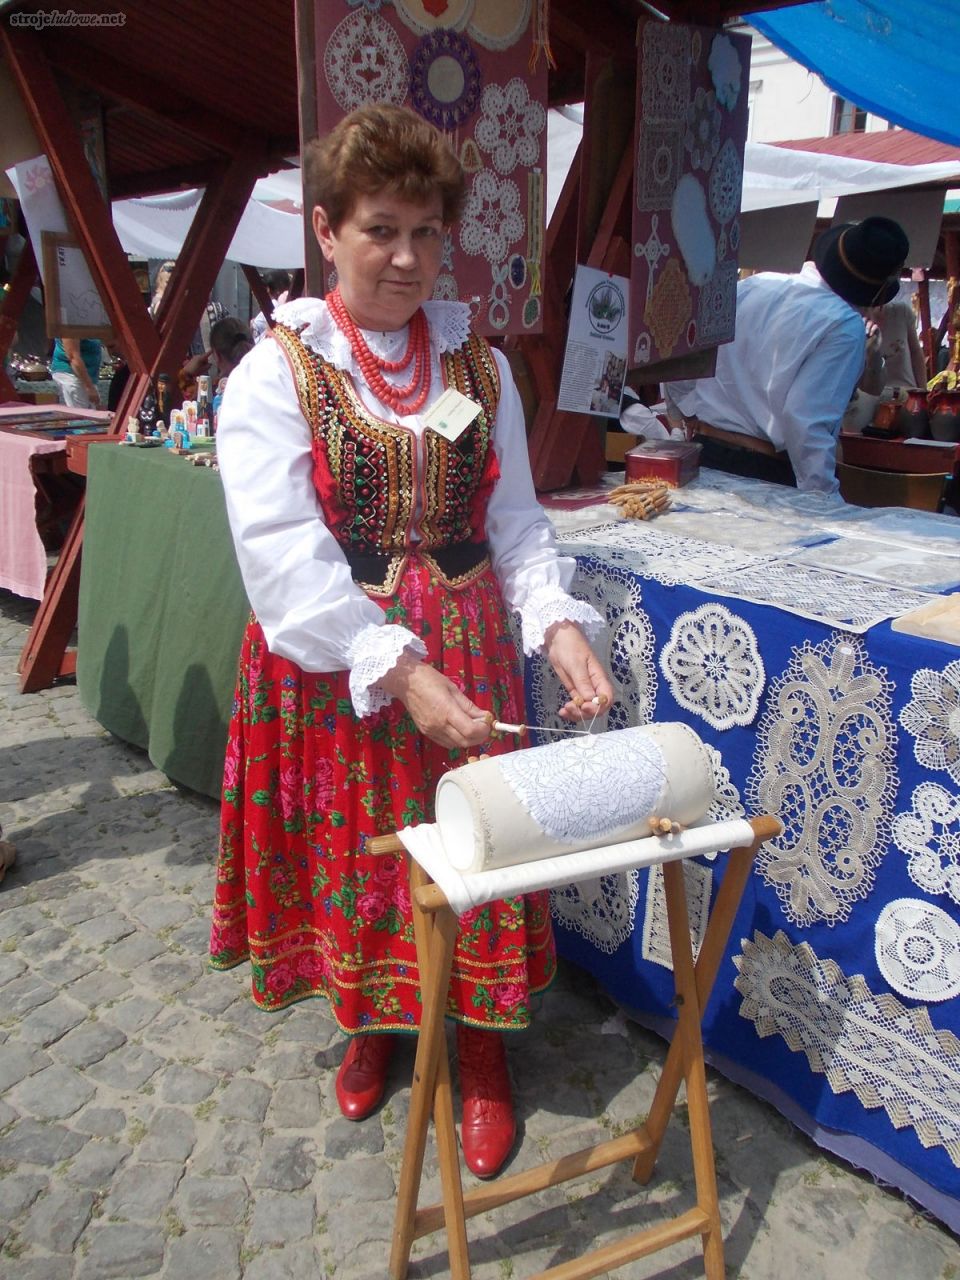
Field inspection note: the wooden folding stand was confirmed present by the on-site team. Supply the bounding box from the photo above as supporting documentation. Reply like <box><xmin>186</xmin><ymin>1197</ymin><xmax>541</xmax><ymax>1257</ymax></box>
<box><xmin>370</xmin><ymin>814</ymin><xmax>781</xmax><ymax>1280</ymax></box>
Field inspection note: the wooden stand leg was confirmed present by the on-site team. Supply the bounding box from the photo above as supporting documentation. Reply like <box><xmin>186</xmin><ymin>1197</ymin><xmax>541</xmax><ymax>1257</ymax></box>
<box><xmin>382</xmin><ymin>817</ymin><xmax>780</xmax><ymax>1280</ymax></box>
<box><xmin>661</xmin><ymin>859</ymin><xmax>724</xmax><ymax>1279</ymax></box>
<box><xmin>390</xmin><ymin>867</ymin><xmax>465</xmax><ymax>1280</ymax></box>
<box><xmin>632</xmin><ymin>836</ymin><xmax>759</xmax><ymax>1186</ymax></box>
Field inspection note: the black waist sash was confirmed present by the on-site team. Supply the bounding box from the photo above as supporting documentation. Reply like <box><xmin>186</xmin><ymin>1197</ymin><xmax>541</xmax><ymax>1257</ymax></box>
<box><xmin>341</xmin><ymin>541</ymin><xmax>490</xmax><ymax>590</ymax></box>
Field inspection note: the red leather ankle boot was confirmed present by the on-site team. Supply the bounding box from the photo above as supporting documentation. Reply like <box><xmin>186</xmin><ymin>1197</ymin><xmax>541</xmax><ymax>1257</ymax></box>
<box><xmin>335</xmin><ymin>1034</ymin><xmax>395</xmax><ymax>1121</ymax></box>
<box><xmin>456</xmin><ymin>1024</ymin><xmax>516</xmax><ymax>1178</ymax></box>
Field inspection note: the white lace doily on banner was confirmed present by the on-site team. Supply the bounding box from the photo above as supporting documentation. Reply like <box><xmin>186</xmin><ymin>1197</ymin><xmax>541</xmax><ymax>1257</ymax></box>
<box><xmin>746</xmin><ymin>633</ymin><xmax>897</xmax><ymax>928</ymax></box>
<box><xmin>324</xmin><ymin>11</ymin><xmax>409</xmax><ymax>111</ymax></box>
<box><xmin>893</xmin><ymin>782</ymin><xmax>960</xmax><ymax>907</ymax></box>
<box><xmin>696</xmin><ymin>560</ymin><xmax>940</xmax><ymax>633</ymax></box>
<box><xmin>659</xmin><ymin>603</ymin><xmax>765</xmax><ymax>730</ymax></box>
<box><xmin>875</xmin><ymin>899</ymin><xmax>960</xmax><ymax>1003</ymax></box>
<box><xmin>475</xmin><ymin>78</ymin><xmax>545</xmax><ymax>174</ymax></box>
<box><xmin>735</xmin><ymin>929</ymin><xmax>960</xmax><ymax>1167</ymax></box>
<box><xmin>556</xmin><ymin>523</ymin><xmax>770</xmax><ymax>587</ymax></box>
<box><xmin>641</xmin><ymin>860</ymin><xmax>712</xmax><ymax>970</ymax></box>
<box><xmin>527</xmin><ymin>559</ymin><xmax>657</xmax><ymax>734</ymax></box>
<box><xmin>899</xmin><ymin>659</ymin><xmax>960</xmax><ymax>785</ymax></box>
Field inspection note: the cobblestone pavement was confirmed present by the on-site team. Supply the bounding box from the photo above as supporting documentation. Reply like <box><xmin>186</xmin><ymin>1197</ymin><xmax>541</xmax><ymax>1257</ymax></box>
<box><xmin>1</xmin><ymin>589</ymin><xmax>958</xmax><ymax>1280</ymax></box>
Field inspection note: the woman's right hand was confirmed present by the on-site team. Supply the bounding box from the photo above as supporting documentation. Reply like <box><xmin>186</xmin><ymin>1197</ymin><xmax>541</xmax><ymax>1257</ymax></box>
<box><xmin>377</xmin><ymin>654</ymin><xmax>491</xmax><ymax>750</ymax></box>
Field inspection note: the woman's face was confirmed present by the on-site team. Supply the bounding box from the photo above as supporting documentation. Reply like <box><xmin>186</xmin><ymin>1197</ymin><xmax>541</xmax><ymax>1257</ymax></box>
<box><xmin>313</xmin><ymin>190</ymin><xmax>445</xmax><ymax>331</ymax></box>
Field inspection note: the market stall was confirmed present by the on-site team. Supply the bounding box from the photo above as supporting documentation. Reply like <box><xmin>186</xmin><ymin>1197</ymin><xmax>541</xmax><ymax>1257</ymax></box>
<box><xmin>74</xmin><ymin>441</ymin><xmax>960</xmax><ymax>1231</ymax></box>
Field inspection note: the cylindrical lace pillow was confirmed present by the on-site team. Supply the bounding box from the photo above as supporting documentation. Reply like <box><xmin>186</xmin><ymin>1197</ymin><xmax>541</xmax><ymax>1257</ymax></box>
<box><xmin>434</xmin><ymin>723</ymin><xmax>715</xmax><ymax>873</ymax></box>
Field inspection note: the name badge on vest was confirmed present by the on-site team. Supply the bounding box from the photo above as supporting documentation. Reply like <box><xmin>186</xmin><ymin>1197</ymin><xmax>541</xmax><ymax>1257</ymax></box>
<box><xmin>423</xmin><ymin>386</ymin><xmax>482</xmax><ymax>442</ymax></box>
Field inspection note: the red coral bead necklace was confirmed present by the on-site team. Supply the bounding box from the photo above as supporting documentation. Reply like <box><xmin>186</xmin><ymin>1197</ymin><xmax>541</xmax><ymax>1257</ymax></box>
<box><xmin>327</xmin><ymin>287</ymin><xmax>432</xmax><ymax>414</ymax></box>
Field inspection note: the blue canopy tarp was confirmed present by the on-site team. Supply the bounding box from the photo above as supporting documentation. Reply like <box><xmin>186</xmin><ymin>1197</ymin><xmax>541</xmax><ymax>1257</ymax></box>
<box><xmin>747</xmin><ymin>1</ymin><xmax>960</xmax><ymax>148</ymax></box>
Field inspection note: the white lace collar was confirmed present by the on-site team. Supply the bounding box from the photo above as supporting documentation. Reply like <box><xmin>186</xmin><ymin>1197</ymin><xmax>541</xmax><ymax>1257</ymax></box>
<box><xmin>271</xmin><ymin>297</ymin><xmax>472</xmax><ymax>373</ymax></box>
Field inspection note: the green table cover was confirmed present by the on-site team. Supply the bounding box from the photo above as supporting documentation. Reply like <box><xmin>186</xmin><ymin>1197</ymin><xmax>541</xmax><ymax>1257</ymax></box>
<box><xmin>77</xmin><ymin>446</ymin><xmax>249</xmax><ymax>799</ymax></box>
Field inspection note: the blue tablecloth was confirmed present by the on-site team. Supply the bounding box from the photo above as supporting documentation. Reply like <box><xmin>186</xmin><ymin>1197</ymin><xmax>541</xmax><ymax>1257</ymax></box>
<box><xmin>530</xmin><ymin>471</ymin><xmax>960</xmax><ymax>1231</ymax></box>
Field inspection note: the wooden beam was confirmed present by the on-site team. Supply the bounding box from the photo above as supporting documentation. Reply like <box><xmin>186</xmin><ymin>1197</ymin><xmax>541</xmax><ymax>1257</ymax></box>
<box><xmin>43</xmin><ymin>33</ymin><xmax>256</xmax><ymax>157</ymax></box>
<box><xmin>242</xmin><ymin>265</ymin><xmax>275</xmax><ymax>326</ymax></box>
<box><xmin>109</xmin><ymin>163</ymin><xmax>224</xmax><ymax>201</ymax></box>
<box><xmin>295</xmin><ymin>0</ymin><xmax>325</xmax><ymax>296</ymax></box>
<box><xmin>1</xmin><ymin>25</ymin><xmax>160</xmax><ymax>373</ymax></box>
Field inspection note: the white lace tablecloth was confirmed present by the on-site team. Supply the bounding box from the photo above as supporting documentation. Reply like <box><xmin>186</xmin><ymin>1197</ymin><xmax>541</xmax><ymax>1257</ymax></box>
<box><xmin>549</xmin><ymin>468</ymin><xmax>960</xmax><ymax>631</ymax></box>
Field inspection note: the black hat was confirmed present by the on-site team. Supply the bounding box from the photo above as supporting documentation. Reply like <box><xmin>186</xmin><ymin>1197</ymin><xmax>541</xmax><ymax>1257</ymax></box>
<box><xmin>813</xmin><ymin>216</ymin><xmax>909</xmax><ymax>307</ymax></box>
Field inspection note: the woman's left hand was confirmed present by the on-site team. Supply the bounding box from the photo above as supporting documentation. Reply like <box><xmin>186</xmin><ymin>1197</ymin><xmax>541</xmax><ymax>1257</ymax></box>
<box><xmin>543</xmin><ymin>621</ymin><xmax>615</xmax><ymax>722</ymax></box>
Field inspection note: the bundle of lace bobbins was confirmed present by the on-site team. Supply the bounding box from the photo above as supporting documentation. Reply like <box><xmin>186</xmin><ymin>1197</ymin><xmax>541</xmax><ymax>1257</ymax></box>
<box><xmin>608</xmin><ymin>481</ymin><xmax>671</xmax><ymax>520</ymax></box>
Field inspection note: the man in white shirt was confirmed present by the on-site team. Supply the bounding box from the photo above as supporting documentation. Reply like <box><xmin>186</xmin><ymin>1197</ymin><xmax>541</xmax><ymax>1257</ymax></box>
<box><xmin>664</xmin><ymin>216</ymin><xmax>909</xmax><ymax>493</ymax></box>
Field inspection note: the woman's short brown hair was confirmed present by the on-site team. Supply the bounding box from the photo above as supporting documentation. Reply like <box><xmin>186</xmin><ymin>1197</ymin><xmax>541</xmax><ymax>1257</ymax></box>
<box><xmin>303</xmin><ymin>104</ymin><xmax>466</xmax><ymax>232</ymax></box>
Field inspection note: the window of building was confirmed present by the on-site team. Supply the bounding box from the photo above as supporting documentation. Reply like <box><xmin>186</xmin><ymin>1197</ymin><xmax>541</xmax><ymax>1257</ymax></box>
<box><xmin>832</xmin><ymin>95</ymin><xmax>867</xmax><ymax>134</ymax></box>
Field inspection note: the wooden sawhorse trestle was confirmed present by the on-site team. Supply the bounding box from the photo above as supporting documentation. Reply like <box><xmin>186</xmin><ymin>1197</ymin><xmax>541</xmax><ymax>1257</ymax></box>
<box><xmin>370</xmin><ymin>815</ymin><xmax>781</xmax><ymax>1280</ymax></box>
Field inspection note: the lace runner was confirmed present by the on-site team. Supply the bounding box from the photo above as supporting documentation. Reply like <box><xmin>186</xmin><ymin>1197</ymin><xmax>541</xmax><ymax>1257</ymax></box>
<box><xmin>735</xmin><ymin>929</ymin><xmax>960</xmax><ymax>1168</ymax></box>
<box><xmin>697</xmin><ymin>560</ymin><xmax>940</xmax><ymax>634</ymax></box>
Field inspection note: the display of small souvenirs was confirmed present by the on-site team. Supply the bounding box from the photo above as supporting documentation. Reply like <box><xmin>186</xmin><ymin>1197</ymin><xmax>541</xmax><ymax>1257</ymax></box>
<box><xmin>9</xmin><ymin>354</ymin><xmax>51</xmax><ymax>381</ymax></box>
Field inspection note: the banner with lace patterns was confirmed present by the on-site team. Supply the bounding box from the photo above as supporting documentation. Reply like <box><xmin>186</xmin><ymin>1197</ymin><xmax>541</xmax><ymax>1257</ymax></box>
<box><xmin>630</xmin><ymin>19</ymin><xmax>750</xmax><ymax>370</ymax></box>
<box><xmin>313</xmin><ymin>1</ymin><xmax>548</xmax><ymax>336</ymax></box>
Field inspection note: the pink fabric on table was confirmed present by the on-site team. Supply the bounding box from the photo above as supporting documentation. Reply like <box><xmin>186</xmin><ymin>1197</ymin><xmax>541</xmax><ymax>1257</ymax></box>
<box><xmin>0</xmin><ymin>405</ymin><xmax>110</xmax><ymax>601</ymax></box>
<box><xmin>0</xmin><ymin>431</ymin><xmax>65</xmax><ymax>599</ymax></box>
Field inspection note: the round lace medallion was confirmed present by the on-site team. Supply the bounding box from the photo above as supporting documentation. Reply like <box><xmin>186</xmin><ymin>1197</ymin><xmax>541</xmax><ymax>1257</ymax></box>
<box><xmin>893</xmin><ymin>781</ymin><xmax>960</xmax><ymax>906</ymax></box>
<box><xmin>899</xmin><ymin>658</ymin><xmax>960</xmax><ymax>785</ymax></box>
<box><xmin>469</xmin><ymin>0</ymin><xmax>531</xmax><ymax>50</ymax></box>
<box><xmin>410</xmin><ymin>30</ymin><xmax>482</xmax><ymax>130</ymax></box>
<box><xmin>747</xmin><ymin>634</ymin><xmax>897</xmax><ymax>927</ymax></box>
<box><xmin>875</xmin><ymin>898</ymin><xmax>960</xmax><ymax>1002</ymax></box>
<box><xmin>475</xmin><ymin>77</ymin><xmax>545</xmax><ymax>174</ymax></box>
<box><xmin>459</xmin><ymin>170</ymin><xmax>523</xmax><ymax>262</ymax></box>
<box><xmin>393</xmin><ymin>0</ymin><xmax>474</xmax><ymax>36</ymax></box>
<box><xmin>660</xmin><ymin>603</ymin><xmax>764</xmax><ymax>730</ymax></box>
<box><xmin>324</xmin><ymin>12</ymin><xmax>409</xmax><ymax>112</ymax></box>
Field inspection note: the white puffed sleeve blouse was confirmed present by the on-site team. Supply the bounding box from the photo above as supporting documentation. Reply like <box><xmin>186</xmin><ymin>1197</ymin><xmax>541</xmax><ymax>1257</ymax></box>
<box><xmin>216</xmin><ymin>298</ymin><xmax>603</xmax><ymax>716</ymax></box>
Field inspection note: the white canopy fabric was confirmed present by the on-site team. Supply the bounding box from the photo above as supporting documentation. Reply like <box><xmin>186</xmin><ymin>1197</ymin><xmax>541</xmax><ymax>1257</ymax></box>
<box><xmin>112</xmin><ymin>186</ymin><xmax>304</xmax><ymax>268</ymax></box>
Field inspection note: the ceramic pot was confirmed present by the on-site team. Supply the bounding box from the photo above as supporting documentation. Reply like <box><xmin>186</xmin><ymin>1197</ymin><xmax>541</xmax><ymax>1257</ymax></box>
<box><xmin>929</xmin><ymin>390</ymin><xmax>960</xmax><ymax>443</ymax></box>
<box><xmin>871</xmin><ymin>399</ymin><xmax>900</xmax><ymax>433</ymax></box>
<box><xmin>895</xmin><ymin>388</ymin><xmax>930</xmax><ymax>438</ymax></box>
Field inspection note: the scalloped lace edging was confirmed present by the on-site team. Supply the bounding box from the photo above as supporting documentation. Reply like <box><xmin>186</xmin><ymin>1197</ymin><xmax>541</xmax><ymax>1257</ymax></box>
<box><xmin>518</xmin><ymin>588</ymin><xmax>606</xmax><ymax>656</ymax></box>
<box><xmin>347</xmin><ymin>623</ymin><xmax>427</xmax><ymax>718</ymax></box>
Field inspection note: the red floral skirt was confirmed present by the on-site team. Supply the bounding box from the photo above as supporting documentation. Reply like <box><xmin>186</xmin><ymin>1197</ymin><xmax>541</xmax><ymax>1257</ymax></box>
<box><xmin>209</xmin><ymin>558</ymin><xmax>556</xmax><ymax>1032</ymax></box>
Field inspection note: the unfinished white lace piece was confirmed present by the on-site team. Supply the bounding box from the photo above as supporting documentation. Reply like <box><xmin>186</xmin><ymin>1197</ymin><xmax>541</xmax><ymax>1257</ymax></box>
<box><xmin>893</xmin><ymin>782</ymin><xmax>960</xmax><ymax>907</ymax></box>
<box><xmin>556</xmin><ymin>522</ymin><xmax>769</xmax><ymax>587</ymax></box>
<box><xmin>347</xmin><ymin>623</ymin><xmax>427</xmax><ymax>718</ymax></box>
<box><xmin>734</xmin><ymin>929</ymin><xmax>960</xmax><ymax>1167</ymax></box>
<box><xmin>875</xmin><ymin>899</ymin><xmax>960</xmax><ymax>1003</ymax></box>
<box><xmin>499</xmin><ymin>731</ymin><xmax>665</xmax><ymax>844</ymax></box>
<box><xmin>746</xmin><ymin>634</ymin><xmax>897</xmax><ymax>928</ymax></box>
<box><xmin>641</xmin><ymin>860</ymin><xmax>712</xmax><ymax>971</ymax></box>
<box><xmin>899</xmin><ymin>660</ymin><xmax>960</xmax><ymax>785</ymax></box>
<box><xmin>550</xmin><ymin>871</ymin><xmax>639</xmax><ymax>956</ymax></box>
<box><xmin>517</xmin><ymin>583</ymin><xmax>605</xmax><ymax>657</ymax></box>
<box><xmin>528</xmin><ymin>558</ymin><xmax>657</xmax><ymax>735</ymax></box>
<box><xmin>660</xmin><ymin>603</ymin><xmax>764</xmax><ymax>730</ymax></box>
<box><xmin>697</xmin><ymin>560</ymin><xmax>939</xmax><ymax>634</ymax></box>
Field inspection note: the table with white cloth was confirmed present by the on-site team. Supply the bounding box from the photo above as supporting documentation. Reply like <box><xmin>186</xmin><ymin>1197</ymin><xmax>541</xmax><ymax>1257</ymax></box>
<box><xmin>528</xmin><ymin>469</ymin><xmax>960</xmax><ymax>1233</ymax></box>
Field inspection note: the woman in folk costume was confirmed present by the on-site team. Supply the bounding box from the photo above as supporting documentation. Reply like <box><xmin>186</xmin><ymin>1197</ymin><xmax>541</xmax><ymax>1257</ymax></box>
<box><xmin>210</xmin><ymin>104</ymin><xmax>613</xmax><ymax>1179</ymax></box>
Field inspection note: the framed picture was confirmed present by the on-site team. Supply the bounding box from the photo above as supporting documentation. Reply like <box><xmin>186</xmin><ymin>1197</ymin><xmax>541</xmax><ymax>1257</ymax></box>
<box><xmin>40</xmin><ymin>230</ymin><xmax>113</xmax><ymax>340</ymax></box>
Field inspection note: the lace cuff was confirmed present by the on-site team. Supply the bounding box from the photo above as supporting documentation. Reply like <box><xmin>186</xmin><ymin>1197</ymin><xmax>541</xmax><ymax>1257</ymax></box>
<box><xmin>346</xmin><ymin>623</ymin><xmax>428</xmax><ymax>718</ymax></box>
<box><xmin>518</xmin><ymin>584</ymin><xmax>606</xmax><ymax>656</ymax></box>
